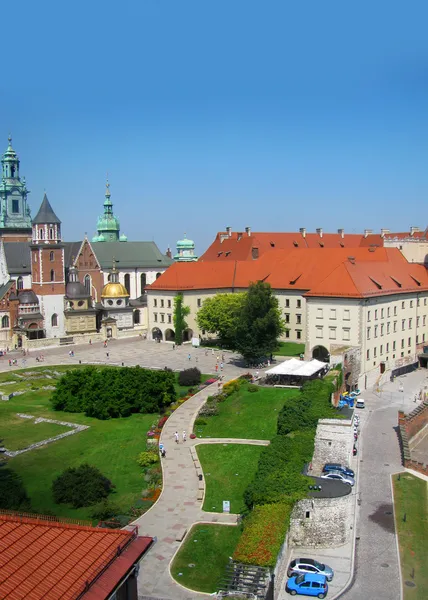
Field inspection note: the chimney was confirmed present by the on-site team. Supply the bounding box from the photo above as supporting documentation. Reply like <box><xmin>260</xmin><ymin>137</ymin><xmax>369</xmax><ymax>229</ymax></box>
<box><xmin>380</xmin><ymin>228</ymin><xmax>390</xmax><ymax>238</ymax></box>
<box><xmin>337</xmin><ymin>228</ymin><xmax>344</xmax><ymax>238</ymax></box>
<box><xmin>165</xmin><ymin>247</ymin><xmax>172</xmax><ymax>259</ymax></box>
<box><xmin>410</xmin><ymin>226</ymin><xmax>420</xmax><ymax>236</ymax></box>
<box><xmin>299</xmin><ymin>227</ymin><xmax>306</xmax><ymax>238</ymax></box>
<box><xmin>348</xmin><ymin>256</ymin><xmax>356</xmax><ymax>265</ymax></box>
<box><xmin>245</xmin><ymin>226</ymin><xmax>251</xmax><ymax>237</ymax></box>
<box><xmin>364</xmin><ymin>229</ymin><xmax>373</xmax><ymax>238</ymax></box>
<box><xmin>226</xmin><ymin>226</ymin><xmax>232</xmax><ymax>237</ymax></box>
<box><xmin>316</xmin><ymin>228</ymin><xmax>323</xmax><ymax>238</ymax></box>
<box><xmin>252</xmin><ymin>247</ymin><xmax>259</xmax><ymax>260</ymax></box>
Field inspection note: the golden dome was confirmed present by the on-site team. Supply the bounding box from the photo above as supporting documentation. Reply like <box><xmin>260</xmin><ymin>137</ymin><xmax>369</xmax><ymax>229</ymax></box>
<box><xmin>101</xmin><ymin>282</ymin><xmax>129</xmax><ymax>298</ymax></box>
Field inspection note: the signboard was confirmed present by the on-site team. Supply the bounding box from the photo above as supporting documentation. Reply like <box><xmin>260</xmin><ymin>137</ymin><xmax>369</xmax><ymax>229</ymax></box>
<box><xmin>223</xmin><ymin>500</ymin><xmax>230</xmax><ymax>513</ymax></box>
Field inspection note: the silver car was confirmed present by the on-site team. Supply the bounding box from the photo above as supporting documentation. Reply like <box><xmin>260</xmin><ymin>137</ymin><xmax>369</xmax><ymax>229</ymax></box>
<box><xmin>321</xmin><ymin>470</ymin><xmax>355</xmax><ymax>486</ymax></box>
<box><xmin>287</xmin><ymin>558</ymin><xmax>334</xmax><ymax>581</ymax></box>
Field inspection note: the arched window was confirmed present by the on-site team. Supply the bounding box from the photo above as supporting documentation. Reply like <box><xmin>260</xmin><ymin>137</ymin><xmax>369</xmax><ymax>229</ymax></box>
<box><xmin>140</xmin><ymin>273</ymin><xmax>147</xmax><ymax>293</ymax></box>
<box><xmin>50</xmin><ymin>269</ymin><xmax>55</xmax><ymax>282</ymax></box>
<box><xmin>156</xmin><ymin>272</ymin><xmax>162</xmax><ymax>279</ymax></box>
<box><xmin>124</xmin><ymin>274</ymin><xmax>130</xmax><ymax>294</ymax></box>
<box><xmin>17</xmin><ymin>276</ymin><xmax>23</xmax><ymax>290</ymax></box>
<box><xmin>49</xmin><ymin>228</ymin><xmax>54</xmax><ymax>240</ymax></box>
<box><xmin>39</xmin><ymin>228</ymin><xmax>44</xmax><ymax>240</ymax></box>
<box><xmin>51</xmin><ymin>313</ymin><xmax>58</xmax><ymax>327</ymax></box>
<box><xmin>108</xmin><ymin>273</ymin><xmax>112</xmax><ymax>282</ymax></box>
<box><xmin>50</xmin><ymin>251</ymin><xmax>54</xmax><ymax>262</ymax></box>
<box><xmin>1</xmin><ymin>315</ymin><xmax>9</xmax><ymax>328</ymax></box>
<box><xmin>84</xmin><ymin>274</ymin><xmax>91</xmax><ymax>294</ymax></box>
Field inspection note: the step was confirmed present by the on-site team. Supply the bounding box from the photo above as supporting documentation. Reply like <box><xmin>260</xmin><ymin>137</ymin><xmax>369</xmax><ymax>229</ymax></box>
<box><xmin>175</xmin><ymin>528</ymin><xmax>187</xmax><ymax>542</ymax></box>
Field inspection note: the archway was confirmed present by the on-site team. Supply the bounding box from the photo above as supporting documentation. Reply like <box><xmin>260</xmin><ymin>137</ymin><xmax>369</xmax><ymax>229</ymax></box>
<box><xmin>152</xmin><ymin>327</ymin><xmax>163</xmax><ymax>341</ymax></box>
<box><xmin>165</xmin><ymin>328</ymin><xmax>175</xmax><ymax>342</ymax></box>
<box><xmin>312</xmin><ymin>345</ymin><xmax>330</xmax><ymax>363</ymax></box>
<box><xmin>183</xmin><ymin>328</ymin><xmax>193</xmax><ymax>342</ymax></box>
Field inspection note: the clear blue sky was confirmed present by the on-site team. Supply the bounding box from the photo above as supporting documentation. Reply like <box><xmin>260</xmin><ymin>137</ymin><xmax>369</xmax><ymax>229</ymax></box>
<box><xmin>2</xmin><ymin>1</ymin><xmax>427</xmax><ymax>255</ymax></box>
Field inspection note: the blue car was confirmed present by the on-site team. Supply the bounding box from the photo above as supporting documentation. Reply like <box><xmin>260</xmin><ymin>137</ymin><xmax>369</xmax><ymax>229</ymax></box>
<box><xmin>322</xmin><ymin>463</ymin><xmax>355</xmax><ymax>478</ymax></box>
<box><xmin>286</xmin><ymin>573</ymin><xmax>328</xmax><ymax>598</ymax></box>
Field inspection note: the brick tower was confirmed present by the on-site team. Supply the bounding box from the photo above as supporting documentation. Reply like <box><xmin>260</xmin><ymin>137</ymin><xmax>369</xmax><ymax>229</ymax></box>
<box><xmin>31</xmin><ymin>194</ymin><xmax>66</xmax><ymax>338</ymax></box>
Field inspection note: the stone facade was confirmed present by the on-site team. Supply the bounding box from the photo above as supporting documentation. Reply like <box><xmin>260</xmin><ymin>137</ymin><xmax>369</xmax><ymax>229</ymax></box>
<box><xmin>309</xmin><ymin>417</ymin><xmax>355</xmax><ymax>475</ymax></box>
<box><xmin>289</xmin><ymin>496</ymin><xmax>353</xmax><ymax>547</ymax></box>
<box><xmin>398</xmin><ymin>398</ymin><xmax>428</xmax><ymax>473</ymax></box>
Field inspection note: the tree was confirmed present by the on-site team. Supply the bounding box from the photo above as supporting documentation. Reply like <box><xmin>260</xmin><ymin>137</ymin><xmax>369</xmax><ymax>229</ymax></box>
<box><xmin>0</xmin><ymin>465</ymin><xmax>30</xmax><ymax>510</ymax></box>
<box><xmin>174</xmin><ymin>293</ymin><xmax>190</xmax><ymax>345</ymax></box>
<box><xmin>234</xmin><ymin>281</ymin><xmax>285</xmax><ymax>363</ymax></box>
<box><xmin>196</xmin><ymin>293</ymin><xmax>245</xmax><ymax>348</ymax></box>
<box><xmin>52</xmin><ymin>464</ymin><xmax>114</xmax><ymax>508</ymax></box>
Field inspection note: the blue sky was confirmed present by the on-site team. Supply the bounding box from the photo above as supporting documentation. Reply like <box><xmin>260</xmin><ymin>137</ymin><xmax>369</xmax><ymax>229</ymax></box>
<box><xmin>2</xmin><ymin>0</ymin><xmax>428</xmax><ymax>255</ymax></box>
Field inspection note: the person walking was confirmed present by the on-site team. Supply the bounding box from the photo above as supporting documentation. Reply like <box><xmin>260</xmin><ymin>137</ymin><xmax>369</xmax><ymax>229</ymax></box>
<box><xmin>215</xmin><ymin>364</ymin><xmax>219</xmax><ymax>372</ymax></box>
<box><xmin>182</xmin><ymin>431</ymin><xmax>186</xmax><ymax>442</ymax></box>
<box><xmin>188</xmin><ymin>353</ymin><xmax>191</xmax><ymax>361</ymax></box>
<box><xmin>220</xmin><ymin>362</ymin><xmax>224</xmax><ymax>371</ymax></box>
<box><xmin>106</xmin><ymin>352</ymin><xmax>109</xmax><ymax>359</ymax></box>
<box><xmin>211</xmin><ymin>348</ymin><xmax>214</xmax><ymax>356</ymax></box>
<box><xmin>161</xmin><ymin>448</ymin><xmax>166</xmax><ymax>458</ymax></box>
<box><xmin>173</xmin><ymin>343</ymin><xmax>175</xmax><ymax>350</ymax></box>
<box><xmin>174</xmin><ymin>431</ymin><xmax>179</xmax><ymax>443</ymax></box>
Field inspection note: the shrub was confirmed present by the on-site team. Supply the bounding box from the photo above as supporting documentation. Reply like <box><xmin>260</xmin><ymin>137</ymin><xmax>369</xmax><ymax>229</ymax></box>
<box><xmin>233</xmin><ymin>503</ymin><xmax>292</xmax><ymax>567</ymax></box>
<box><xmin>277</xmin><ymin>379</ymin><xmax>335</xmax><ymax>436</ymax></box>
<box><xmin>137</xmin><ymin>451</ymin><xmax>160</xmax><ymax>468</ymax></box>
<box><xmin>247</xmin><ymin>384</ymin><xmax>259</xmax><ymax>393</ymax></box>
<box><xmin>90</xmin><ymin>500</ymin><xmax>120</xmax><ymax>521</ymax></box>
<box><xmin>0</xmin><ymin>466</ymin><xmax>30</xmax><ymax>510</ymax></box>
<box><xmin>52</xmin><ymin>464</ymin><xmax>114</xmax><ymax>508</ymax></box>
<box><xmin>51</xmin><ymin>366</ymin><xmax>176</xmax><ymax>420</ymax></box>
<box><xmin>194</xmin><ymin>417</ymin><xmax>207</xmax><ymax>426</ymax></box>
<box><xmin>178</xmin><ymin>367</ymin><xmax>201</xmax><ymax>386</ymax></box>
<box><xmin>158</xmin><ymin>416</ymin><xmax>168</xmax><ymax>429</ymax></box>
<box><xmin>223</xmin><ymin>379</ymin><xmax>241</xmax><ymax>396</ymax></box>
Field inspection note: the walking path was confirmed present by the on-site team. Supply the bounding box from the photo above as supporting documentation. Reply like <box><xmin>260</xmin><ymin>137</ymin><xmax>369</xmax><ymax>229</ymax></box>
<box><xmin>134</xmin><ymin>379</ymin><xmax>269</xmax><ymax>600</ymax></box>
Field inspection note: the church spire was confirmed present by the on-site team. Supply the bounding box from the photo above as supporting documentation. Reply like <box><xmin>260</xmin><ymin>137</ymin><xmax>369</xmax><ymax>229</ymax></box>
<box><xmin>92</xmin><ymin>178</ymin><xmax>126</xmax><ymax>243</ymax></box>
<box><xmin>0</xmin><ymin>135</ymin><xmax>32</xmax><ymax>237</ymax></box>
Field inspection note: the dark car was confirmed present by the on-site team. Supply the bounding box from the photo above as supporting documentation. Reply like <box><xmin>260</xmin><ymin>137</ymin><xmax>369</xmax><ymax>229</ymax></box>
<box><xmin>322</xmin><ymin>463</ymin><xmax>354</xmax><ymax>478</ymax></box>
<box><xmin>287</xmin><ymin>558</ymin><xmax>334</xmax><ymax>581</ymax></box>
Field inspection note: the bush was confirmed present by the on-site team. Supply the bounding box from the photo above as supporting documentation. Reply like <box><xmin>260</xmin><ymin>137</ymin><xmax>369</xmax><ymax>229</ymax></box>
<box><xmin>277</xmin><ymin>379</ymin><xmax>335</xmax><ymax>436</ymax></box>
<box><xmin>195</xmin><ymin>417</ymin><xmax>207</xmax><ymax>426</ymax></box>
<box><xmin>0</xmin><ymin>466</ymin><xmax>30</xmax><ymax>510</ymax></box>
<box><xmin>137</xmin><ymin>451</ymin><xmax>160</xmax><ymax>468</ymax></box>
<box><xmin>51</xmin><ymin>366</ymin><xmax>176</xmax><ymax>420</ymax></box>
<box><xmin>233</xmin><ymin>503</ymin><xmax>292</xmax><ymax>567</ymax></box>
<box><xmin>247</xmin><ymin>384</ymin><xmax>259</xmax><ymax>393</ymax></box>
<box><xmin>158</xmin><ymin>416</ymin><xmax>168</xmax><ymax>429</ymax></box>
<box><xmin>52</xmin><ymin>464</ymin><xmax>114</xmax><ymax>508</ymax></box>
<box><xmin>178</xmin><ymin>367</ymin><xmax>201</xmax><ymax>386</ymax></box>
<box><xmin>90</xmin><ymin>499</ymin><xmax>120</xmax><ymax>521</ymax></box>
<box><xmin>223</xmin><ymin>379</ymin><xmax>241</xmax><ymax>396</ymax></box>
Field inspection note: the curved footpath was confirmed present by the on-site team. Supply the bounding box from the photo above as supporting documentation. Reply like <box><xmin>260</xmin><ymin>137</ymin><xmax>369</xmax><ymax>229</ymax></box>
<box><xmin>134</xmin><ymin>381</ymin><xmax>269</xmax><ymax>600</ymax></box>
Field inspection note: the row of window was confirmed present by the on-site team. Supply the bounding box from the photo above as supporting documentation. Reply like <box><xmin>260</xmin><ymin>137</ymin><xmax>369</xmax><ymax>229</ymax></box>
<box><xmin>367</xmin><ymin>298</ymin><xmax>427</xmax><ymax>321</ymax></box>
<box><xmin>153</xmin><ymin>313</ymin><xmax>172</xmax><ymax>324</ymax></box>
<box><xmin>153</xmin><ymin>298</ymin><xmax>172</xmax><ymax>309</ymax></box>
<box><xmin>366</xmin><ymin>335</ymin><xmax>426</xmax><ymax>360</ymax></box>
<box><xmin>367</xmin><ymin>316</ymin><xmax>427</xmax><ymax>339</ymax></box>
<box><xmin>284</xmin><ymin>330</ymin><xmax>302</xmax><ymax>340</ymax></box>
<box><xmin>283</xmin><ymin>298</ymin><xmax>302</xmax><ymax>309</ymax></box>
<box><xmin>316</xmin><ymin>308</ymin><xmax>350</xmax><ymax>320</ymax></box>
<box><xmin>285</xmin><ymin>313</ymin><xmax>302</xmax><ymax>324</ymax></box>
<box><xmin>316</xmin><ymin>326</ymin><xmax>351</xmax><ymax>342</ymax></box>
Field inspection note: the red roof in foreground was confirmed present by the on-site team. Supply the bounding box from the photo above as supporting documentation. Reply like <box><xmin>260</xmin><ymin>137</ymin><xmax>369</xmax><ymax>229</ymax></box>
<box><xmin>0</xmin><ymin>513</ymin><xmax>153</xmax><ymax>600</ymax></box>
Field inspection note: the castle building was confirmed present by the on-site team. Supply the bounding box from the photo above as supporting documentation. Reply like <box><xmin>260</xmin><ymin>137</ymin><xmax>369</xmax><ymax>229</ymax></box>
<box><xmin>99</xmin><ymin>263</ymin><xmax>134</xmax><ymax>338</ymax></box>
<box><xmin>0</xmin><ymin>137</ymin><xmax>32</xmax><ymax>241</ymax></box>
<box><xmin>64</xmin><ymin>265</ymin><xmax>97</xmax><ymax>335</ymax></box>
<box><xmin>92</xmin><ymin>180</ymin><xmax>127</xmax><ymax>242</ymax></box>
<box><xmin>174</xmin><ymin>233</ymin><xmax>197</xmax><ymax>262</ymax></box>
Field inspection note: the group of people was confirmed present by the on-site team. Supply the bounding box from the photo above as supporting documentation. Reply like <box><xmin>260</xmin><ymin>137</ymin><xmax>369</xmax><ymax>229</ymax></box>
<box><xmin>174</xmin><ymin>430</ymin><xmax>186</xmax><ymax>443</ymax></box>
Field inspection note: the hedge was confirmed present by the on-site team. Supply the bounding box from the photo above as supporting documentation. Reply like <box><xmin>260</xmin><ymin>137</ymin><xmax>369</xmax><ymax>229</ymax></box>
<box><xmin>233</xmin><ymin>503</ymin><xmax>292</xmax><ymax>567</ymax></box>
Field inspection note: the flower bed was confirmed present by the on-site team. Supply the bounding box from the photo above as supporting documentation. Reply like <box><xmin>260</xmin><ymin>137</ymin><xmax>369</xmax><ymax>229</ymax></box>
<box><xmin>233</xmin><ymin>502</ymin><xmax>292</xmax><ymax>567</ymax></box>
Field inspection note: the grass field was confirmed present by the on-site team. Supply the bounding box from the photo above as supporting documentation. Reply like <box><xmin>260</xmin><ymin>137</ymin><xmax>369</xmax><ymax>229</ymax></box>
<box><xmin>170</xmin><ymin>524</ymin><xmax>242</xmax><ymax>593</ymax></box>
<box><xmin>392</xmin><ymin>472</ymin><xmax>428</xmax><ymax>599</ymax></box>
<box><xmin>0</xmin><ymin>366</ymin><xmax>201</xmax><ymax>521</ymax></box>
<box><xmin>274</xmin><ymin>342</ymin><xmax>305</xmax><ymax>356</ymax></box>
<box><xmin>195</xmin><ymin>384</ymin><xmax>299</xmax><ymax>440</ymax></box>
<box><xmin>197</xmin><ymin>444</ymin><xmax>264</xmax><ymax>514</ymax></box>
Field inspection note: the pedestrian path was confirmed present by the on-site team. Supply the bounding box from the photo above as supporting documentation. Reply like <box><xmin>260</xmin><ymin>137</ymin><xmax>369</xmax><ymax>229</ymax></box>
<box><xmin>134</xmin><ymin>380</ymin><xmax>265</xmax><ymax>600</ymax></box>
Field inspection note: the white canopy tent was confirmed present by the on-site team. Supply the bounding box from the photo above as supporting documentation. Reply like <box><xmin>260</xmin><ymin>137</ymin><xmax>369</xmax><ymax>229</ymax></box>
<box><xmin>265</xmin><ymin>358</ymin><xmax>327</xmax><ymax>378</ymax></box>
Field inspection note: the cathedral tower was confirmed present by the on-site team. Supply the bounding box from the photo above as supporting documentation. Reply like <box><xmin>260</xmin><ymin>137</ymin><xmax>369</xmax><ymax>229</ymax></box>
<box><xmin>0</xmin><ymin>136</ymin><xmax>32</xmax><ymax>241</ymax></box>
<box><xmin>31</xmin><ymin>194</ymin><xmax>66</xmax><ymax>337</ymax></box>
<box><xmin>92</xmin><ymin>179</ymin><xmax>127</xmax><ymax>242</ymax></box>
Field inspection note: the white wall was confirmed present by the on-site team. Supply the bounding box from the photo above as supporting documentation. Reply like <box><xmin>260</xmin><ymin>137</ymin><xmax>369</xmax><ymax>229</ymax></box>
<box><xmin>38</xmin><ymin>295</ymin><xmax>66</xmax><ymax>339</ymax></box>
<box><xmin>103</xmin><ymin>268</ymin><xmax>167</xmax><ymax>299</ymax></box>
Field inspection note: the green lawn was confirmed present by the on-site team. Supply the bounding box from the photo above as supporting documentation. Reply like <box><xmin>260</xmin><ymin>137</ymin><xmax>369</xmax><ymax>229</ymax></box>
<box><xmin>195</xmin><ymin>385</ymin><xmax>299</xmax><ymax>440</ymax></box>
<box><xmin>393</xmin><ymin>473</ymin><xmax>428</xmax><ymax>599</ymax></box>
<box><xmin>197</xmin><ymin>444</ymin><xmax>264</xmax><ymax>514</ymax></box>
<box><xmin>171</xmin><ymin>524</ymin><xmax>242</xmax><ymax>593</ymax></box>
<box><xmin>1</xmin><ymin>417</ymin><xmax>71</xmax><ymax>451</ymax></box>
<box><xmin>274</xmin><ymin>341</ymin><xmax>305</xmax><ymax>356</ymax></box>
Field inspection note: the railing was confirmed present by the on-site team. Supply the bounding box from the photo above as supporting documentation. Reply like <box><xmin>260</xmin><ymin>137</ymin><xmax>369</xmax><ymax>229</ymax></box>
<box><xmin>0</xmin><ymin>508</ymin><xmax>92</xmax><ymax>527</ymax></box>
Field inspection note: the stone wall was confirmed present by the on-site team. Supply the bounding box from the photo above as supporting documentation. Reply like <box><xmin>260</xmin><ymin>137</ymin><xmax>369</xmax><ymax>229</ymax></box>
<box><xmin>289</xmin><ymin>496</ymin><xmax>353</xmax><ymax>548</ymax></box>
<box><xmin>309</xmin><ymin>417</ymin><xmax>355</xmax><ymax>474</ymax></box>
<box><xmin>398</xmin><ymin>400</ymin><xmax>428</xmax><ymax>472</ymax></box>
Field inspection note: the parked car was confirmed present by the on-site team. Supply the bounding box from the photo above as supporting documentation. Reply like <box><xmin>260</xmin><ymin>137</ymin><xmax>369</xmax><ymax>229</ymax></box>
<box><xmin>355</xmin><ymin>398</ymin><xmax>365</xmax><ymax>409</ymax></box>
<box><xmin>286</xmin><ymin>573</ymin><xmax>328</xmax><ymax>598</ymax></box>
<box><xmin>322</xmin><ymin>463</ymin><xmax>354</xmax><ymax>478</ymax></box>
<box><xmin>321</xmin><ymin>470</ymin><xmax>355</xmax><ymax>486</ymax></box>
<box><xmin>287</xmin><ymin>558</ymin><xmax>334</xmax><ymax>581</ymax></box>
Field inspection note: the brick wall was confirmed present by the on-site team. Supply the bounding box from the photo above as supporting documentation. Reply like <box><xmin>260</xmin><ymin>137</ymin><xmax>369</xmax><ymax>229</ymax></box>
<box><xmin>403</xmin><ymin>458</ymin><xmax>428</xmax><ymax>476</ymax></box>
<box><xmin>398</xmin><ymin>399</ymin><xmax>428</xmax><ymax>472</ymax></box>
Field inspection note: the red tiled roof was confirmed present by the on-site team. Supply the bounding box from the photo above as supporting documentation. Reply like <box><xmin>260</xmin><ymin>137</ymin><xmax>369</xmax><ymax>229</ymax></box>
<box><xmin>0</xmin><ymin>514</ymin><xmax>152</xmax><ymax>600</ymax></box>
<box><xmin>383</xmin><ymin>230</ymin><xmax>428</xmax><ymax>240</ymax></box>
<box><xmin>150</xmin><ymin>246</ymin><xmax>421</xmax><ymax>298</ymax></box>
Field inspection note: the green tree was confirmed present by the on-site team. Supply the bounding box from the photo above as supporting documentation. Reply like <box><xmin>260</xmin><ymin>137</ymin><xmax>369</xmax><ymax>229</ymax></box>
<box><xmin>52</xmin><ymin>464</ymin><xmax>114</xmax><ymax>508</ymax></box>
<box><xmin>174</xmin><ymin>293</ymin><xmax>190</xmax><ymax>345</ymax></box>
<box><xmin>235</xmin><ymin>281</ymin><xmax>285</xmax><ymax>363</ymax></box>
<box><xmin>196</xmin><ymin>293</ymin><xmax>245</xmax><ymax>348</ymax></box>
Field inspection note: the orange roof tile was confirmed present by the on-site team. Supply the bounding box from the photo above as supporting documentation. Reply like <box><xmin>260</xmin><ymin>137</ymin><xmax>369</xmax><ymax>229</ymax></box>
<box><xmin>0</xmin><ymin>514</ymin><xmax>152</xmax><ymax>600</ymax></box>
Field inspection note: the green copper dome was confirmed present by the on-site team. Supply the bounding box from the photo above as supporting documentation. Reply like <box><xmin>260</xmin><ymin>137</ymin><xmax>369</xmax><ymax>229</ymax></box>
<box><xmin>92</xmin><ymin>179</ymin><xmax>127</xmax><ymax>243</ymax></box>
<box><xmin>174</xmin><ymin>233</ymin><xmax>197</xmax><ymax>262</ymax></box>
<box><xmin>176</xmin><ymin>233</ymin><xmax>194</xmax><ymax>248</ymax></box>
